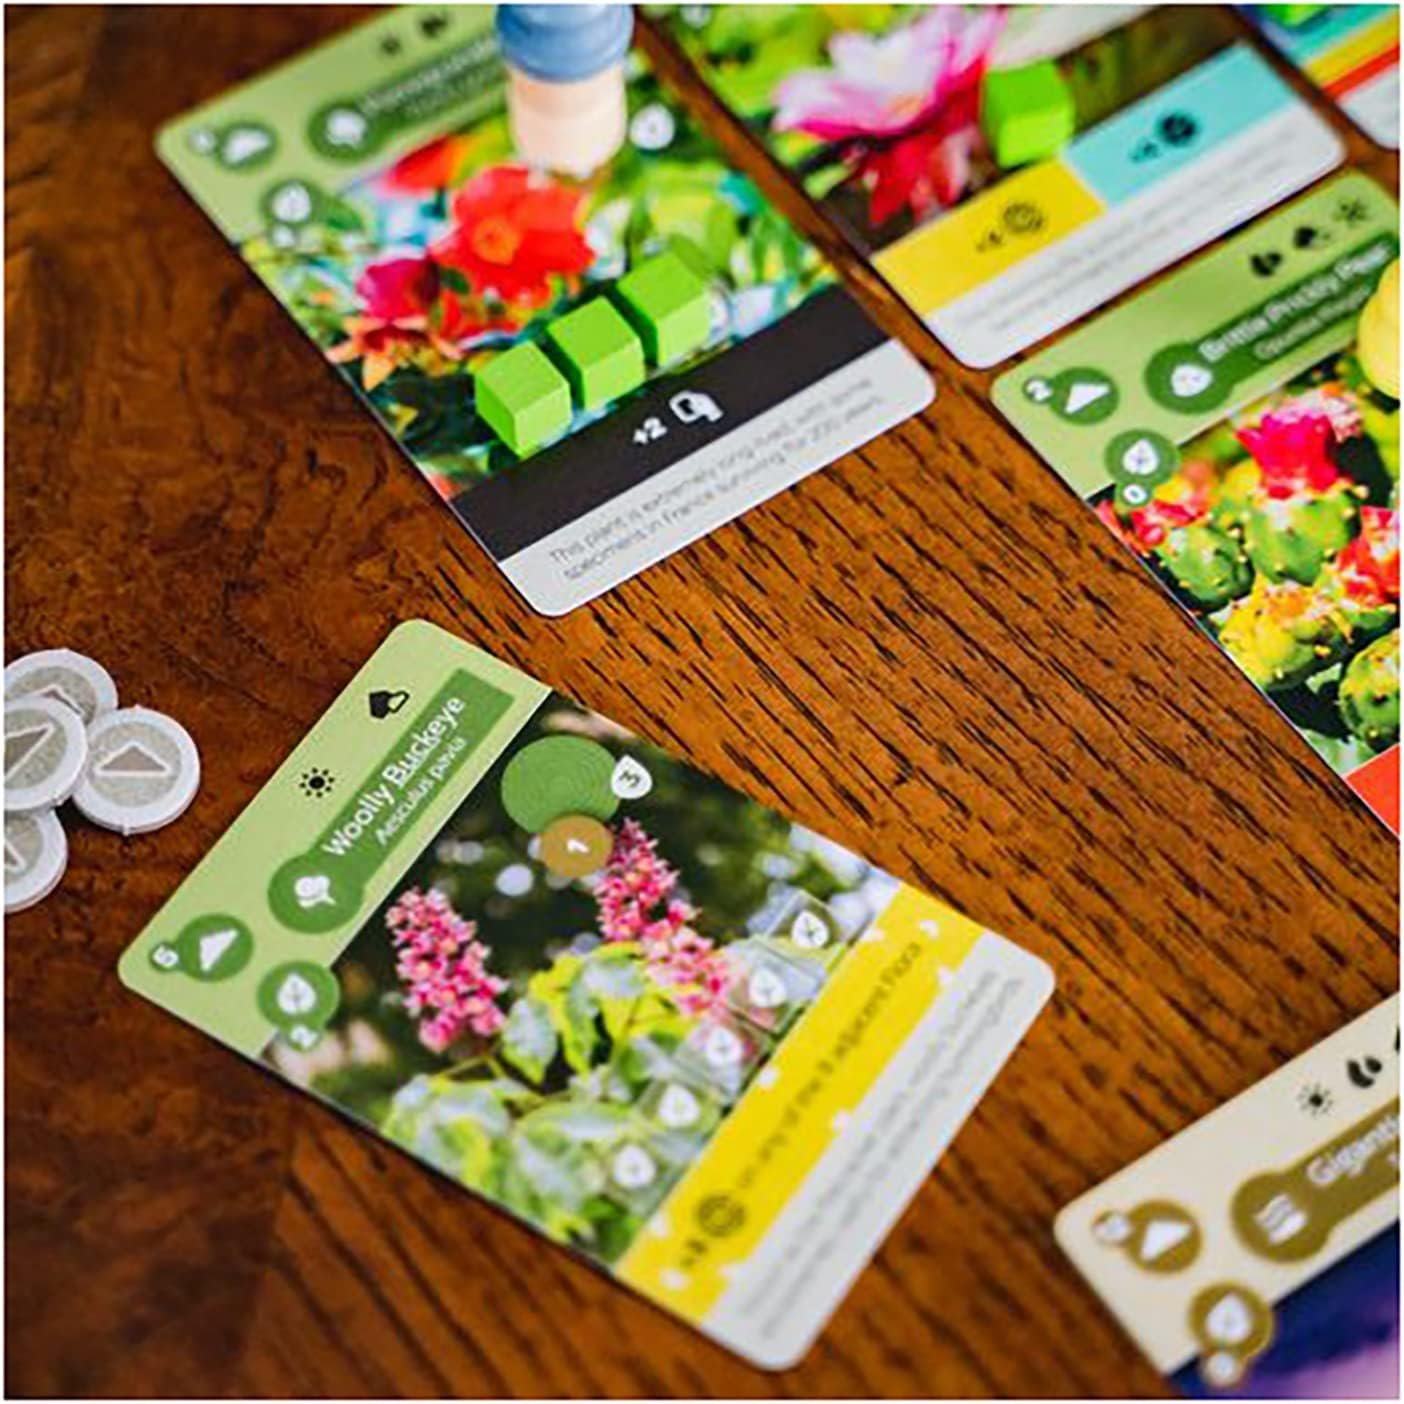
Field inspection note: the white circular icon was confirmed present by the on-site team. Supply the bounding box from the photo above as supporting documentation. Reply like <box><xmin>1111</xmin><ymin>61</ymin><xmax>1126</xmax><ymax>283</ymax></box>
<box><xmin>703</xmin><ymin>1025</ymin><xmax>743</xmax><ymax>1069</ymax></box>
<box><xmin>747</xmin><ymin>967</ymin><xmax>788</xmax><ymax>1010</ymax></box>
<box><xmin>72</xmin><ymin>707</ymin><xmax>200</xmax><ymax>835</ymax></box>
<box><xmin>3</xmin><ymin>809</ymin><xmax>68</xmax><ymax>913</ymax></box>
<box><xmin>630</xmin><ymin>102</ymin><xmax>676</xmax><ymax>151</ymax></box>
<box><xmin>270</xmin><ymin>182</ymin><xmax>313</xmax><ymax>225</ymax></box>
<box><xmin>277</xmin><ymin>972</ymin><xmax>318</xmax><ymax>1017</ymax></box>
<box><xmin>5</xmin><ymin>648</ymin><xmax>118</xmax><ymax>725</ymax></box>
<box><xmin>610</xmin><ymin>755</ymin><xmax>653</xmax><ymax>799</ymax></box>
<box><xmin>1169</xmin><ymin>363</ymin><xmax>1213</xmax><ymax>398</ymax></box>
<box><xmin>5</xmin><ymin>697</ymin><xmax>88</xmax><ymax>814</ymax></box>
<box><xmin>657</xmin><ymin>1083</ymin><xmax>701</xmax><ymax>1128</ymax></box>
<box><xmin>612</xmin><ymin>1144</ymin><xmax>658</xmax><ymax>1191</ymax></box>
<box><xmin>790</xmin><ymin>910</ymin><xmax>830</xmax><ymax>950</ymax></box>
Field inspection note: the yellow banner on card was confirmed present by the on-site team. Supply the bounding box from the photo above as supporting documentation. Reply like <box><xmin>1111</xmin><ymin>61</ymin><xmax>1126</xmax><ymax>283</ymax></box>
<box><xmin>873</xmin><ymin>159</ymin><xmax>1104</xmax><ymax>314</ymax></box>
<box><xmin>615</xmin><ymin>885</ymin><xmax>984</xmax><ymax>1321</ymax></box>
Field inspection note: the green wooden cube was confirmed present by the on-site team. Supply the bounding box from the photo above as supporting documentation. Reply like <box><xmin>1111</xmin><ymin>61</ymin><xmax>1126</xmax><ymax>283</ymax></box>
<box><xmin>1262</xmin><ymin>4</ymin><xmax>1325</xmax><ymax>24</ymax></box>
<box><xmin>545</xmin><ymin>298</ymin><xmax>646</xmax><ymax>410</ymax></box>
<box><xmin>615</xmin><ymin>250</ymin><xmax>712</xmax><ymax>366</ymax></box>
<box><xmin>474</xmin><ymin>342</ymin><xmax>571</xmax><ymax>456</ymax></box>
<box><xmin>981</xmin><ymin>60</ymin><xmax>1074</xmax><ymax>169</ymax></box>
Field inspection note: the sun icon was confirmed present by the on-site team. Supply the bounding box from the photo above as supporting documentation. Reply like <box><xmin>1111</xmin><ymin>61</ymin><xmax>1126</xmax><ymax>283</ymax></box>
<box><xmin>299</xmin><ymin>767</ymin><xmax>335</xmax><ymax>800</ymax></box>
<box><xmin>1297</xmin><ymin>1082</ymin><xmax>1332</xmax><ymax>1117</ymax></box>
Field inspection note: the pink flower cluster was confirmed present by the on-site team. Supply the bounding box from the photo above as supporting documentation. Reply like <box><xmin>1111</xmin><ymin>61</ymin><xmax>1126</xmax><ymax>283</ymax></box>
<box><xmin>387</xmin><ymin>887</ymin><xmax>508</xmax><ymax>1054</ymax></box>
<box><xmin>1237</xmin><ymin>407</ymin><xmax>1346</xmax><ymax>498</ymax></box>
<box><xmin>595</xmin><ymin>820</ymin><xmax>730</xmax><ymax>1019</ymax></box>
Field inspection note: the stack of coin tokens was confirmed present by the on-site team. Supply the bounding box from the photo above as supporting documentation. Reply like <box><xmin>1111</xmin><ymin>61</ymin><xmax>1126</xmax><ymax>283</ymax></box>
<box><xmin>4</xmin><ymin>649</ymin><xmax>201</xmax><ymax>913</ymax></box>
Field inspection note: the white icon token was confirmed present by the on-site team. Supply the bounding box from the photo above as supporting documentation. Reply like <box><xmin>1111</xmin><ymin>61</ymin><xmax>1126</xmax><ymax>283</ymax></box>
<box><xmin>1121</xmin><ymin>438</ymin><xmax>1162</xmax><ymax>477</ymax></box>
<box><xmin>610</xmin><ymin>755</ymin><xmax>653</xmax><ymax>799</ymax></box>
<box><xmin>4</xmin><ymin>649</ymin><xmax>118</xmax><ymax>724</ymax></box>
<box><xmin>269</xmin><ymin>182</ymin><xmax>312</xmax><ymax>224</ymax></box>
<box><xmin>703</xmin><ymin>1025</ymin><xmax>743</xmax><ymax>1069</ymax></box>
<box><xmin>790</xmin><ymin>909</ymin><xmax>830</xmax><ymax>950</ymax></box>
<box><xmin>295</xmin><ymin>874</ymin><xmax>336</xmax><ymax>909</ymax></box>
<box><xmin>1170</xmin><ymin>363</ymin><xmax>1213</xmax><ymax>398</ymax></box>
<box><xmin>4</xmin><ymin>697</ymin><xmax>88</xmax><ymax>813</ymax></box>
<box><xmin>747</xmin><ymin>967</ymin><xmax>788</xmax><ymax>1009</ymax></box>
<box><xmin>72</xmin><ymin>707</ymin><xmax>200</xmax><ymax>834</ymax></box>
<box><xmin>1203</xmin><ymin>1292</ymin><xmax>1254</xmax><ymax>1347</ymax></box>
<box><xmin>4</xmin><ymin>810</ymin><xmax>67</xmax><ymax>913</ymax></box>
<box><xmin>657</xmin><ymin>1083</ymin><xmax>701</xmax><ymax>1129</ymax></box>
<box><xmin>277</xmin><ymin>973</ymin><xmax>318</xmax><ymax>1017</ymax></box>
<box><xmin>612</xmin><ymin>1144</ymin><xmax>658</xmax><ymax>1191</ymax></box>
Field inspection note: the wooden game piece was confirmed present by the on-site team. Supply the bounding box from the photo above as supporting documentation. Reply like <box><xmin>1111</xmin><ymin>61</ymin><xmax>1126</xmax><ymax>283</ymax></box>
<box><xmin>614</xmin><ymin>249</ymin><xmax>712</xmax><ymax>366</ymax></box>
<box><xmin>981</xmin><ymin>59</ymin><xmax>1075</xmax><ymax>169</ymax></box>
<box><xmin>4</xmin><ymin>696</ymin><xmax>88</xmax><ymax>814</ymax></box>
<box><xmin>496</xmin><ymin>4</ymin><xmax>632</xmax><ymax>177</ymax></box>
<box><xmin>72</xmin><ymin>706</ymin><xmax>200</xmax><ymax>835</ymax></box>
<box><xmin>474</xmin><ymin>341</ymin><xmax>573</xmax><ymax>455</ymax></box>
<box><xmin>4</xmin><ymin>648</ymin><xmax>118</xmax><ymax>725</ymax></box>
<box><xmin>545</xmin><ymin>297</ymin><xmax>646</xmax><ymax>410</ymax></box>
<box><xmin>4</xmin><ymin>809</ymin><xmax>67</xmax><ymax>914</ymax></box>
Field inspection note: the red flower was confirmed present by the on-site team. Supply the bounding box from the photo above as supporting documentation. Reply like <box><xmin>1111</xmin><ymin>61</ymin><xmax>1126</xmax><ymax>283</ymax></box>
<box><xmin>859</xmin><ymin>105</ymin><xmax>983</xmax><ymax>226</ymax></box>
<box><xmin>358</xmin><ymin>255</ymin><xmax>439</xmax><ymax>320</ymax></box>
<box><xmin>1236</xmin><ymin>409</ymin><xmax>1342</xmax><ymax>498</ymax></box>
<box><xmin>328</xmin><ymin>254</ymin><xmax>510</xmax><ymax>389</ymax></box>
<box><xmin>1336</xmin><ymin>507</ymin><xmax>1400</xmax><ymax>605</ymax></box>
<box><xmin>380</xmin><ymin>135</ymin><xmax>473</xmax><ymax>195</ymax></box>
<box><xmin>434</xmin><ymin>165</ymin><xmax>594</xmax><ymax>307</ymax></box>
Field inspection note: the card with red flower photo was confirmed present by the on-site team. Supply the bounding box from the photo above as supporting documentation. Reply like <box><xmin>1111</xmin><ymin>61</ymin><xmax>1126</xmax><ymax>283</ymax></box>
<box><xmin>156</xmin><ymin>6</ymin><xmax>932</xmax><ymax>614</ymax></box>
<box><xmin>119</xmin><ymin>619</ymin><xmax>1053</xmax><ymax>1368</ymax></box>
<box><xmin>657</xmin><ymin>4</ymin><xmax>1344</xmax><ymax>367</ymax></box>
<box><xmin>995</xmin><ymin>173</ymin><xmax>1400</xmax><ymax>832</ymax></box>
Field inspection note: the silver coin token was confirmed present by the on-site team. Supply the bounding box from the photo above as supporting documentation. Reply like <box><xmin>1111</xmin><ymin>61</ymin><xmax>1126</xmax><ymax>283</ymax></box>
<box><xmin>4</xmin><ymin>697</ymin><xmax>89</xmax><ymax>813</ymax></box>
<box><xmin>4</xmin><ymin>649</ymin><xmax>118</xmax><ymax>725</ymax></box>
<box><xmin>4</xmin><ymin>809</ymin><xmax>68</xmax><ymax>913</ymax></box>
<box><xmin>72</xmin><ymin>707</ymin><xmax>200</xmax><ymax>835</ymax></box>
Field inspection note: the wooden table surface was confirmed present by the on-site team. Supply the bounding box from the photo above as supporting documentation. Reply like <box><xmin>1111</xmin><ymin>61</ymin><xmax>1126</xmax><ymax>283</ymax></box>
<box><xmin>5</xmin><ymin>5</ymin><xmax>1399</xmax><ymax>1397</ymax></box>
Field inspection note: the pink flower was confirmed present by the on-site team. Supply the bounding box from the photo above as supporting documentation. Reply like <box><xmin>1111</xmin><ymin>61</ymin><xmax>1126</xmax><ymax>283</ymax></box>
<box><xmin>1236</xmin><ymin>408</ymin><xmax>1342</xmax><ymax>499</ymax></box>
<box><xmin>387</xmin><ymin>887</ymin><xmax>508</xmax><ymax>1054</ymax></box>
<box><xmin>773</xmin><ymin>7</ymin><xmax>1003</xmax><ymax>143</ymax></box>
<box><xmin>594</xmin><ymin>820</ymin><xmax>729</xmax><ymax>1020</ymax></box>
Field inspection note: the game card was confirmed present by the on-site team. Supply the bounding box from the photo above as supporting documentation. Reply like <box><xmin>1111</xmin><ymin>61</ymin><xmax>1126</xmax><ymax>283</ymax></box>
<box><xmin>119</xmin><ymin>620</ymin><xmax>1053</xmax><ymax>1369</ymax></box>
<box><xmin>994</xmin><ymin>173</ymin><xmax>1400</xmax><ymax>831</ymax></box>
<box><xmin>156</xmin><ymin>7</ymin><xmax>932</xmax><ymax>616</ymax></box>
<box><xmin>656</xmin><ymin>4</ymin><xmax>1345</xmax><ymax>367</ymax></box>
<box><xmin>1245</xmin><ymin>4</ymin><xmax>1400</xmax><ymax>150</ymax></box>
<box><xmin>1058</xmin><ymin>997</ymin><xmax>1400</xmax><ymax>1398</ymax></box>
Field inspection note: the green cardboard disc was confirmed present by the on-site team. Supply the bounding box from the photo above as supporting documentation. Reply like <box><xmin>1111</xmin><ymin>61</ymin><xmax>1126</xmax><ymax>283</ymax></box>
<box><xmin>4</xmin><ymin>648</ymin><xmax>118</xmax><ymax>725</ymax></box>
<box><xmin>73</xmin><ymin>707</ymin><xmax>200</xmax><ymax>835</ymax></box>
<box><xmin>4</xmin><ymin>696</ymin><xmax>88</xmax><ymax>814</ymax></box>
<box><xmin>4</xmin><ymin>809</ymin><xmax>68</xmax><ymax>913</ymax></box>
<box><xmin>499</xmin><ymin>735</ymin><xmax>618</xmax><ymax>832</ymax></box>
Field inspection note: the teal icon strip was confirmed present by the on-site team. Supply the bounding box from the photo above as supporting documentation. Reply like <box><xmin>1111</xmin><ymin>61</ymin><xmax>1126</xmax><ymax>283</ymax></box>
<box><xmin>1066</xmin><ymin>46</ymin><xmax>1296</xmax><ymax>207</ymax></box>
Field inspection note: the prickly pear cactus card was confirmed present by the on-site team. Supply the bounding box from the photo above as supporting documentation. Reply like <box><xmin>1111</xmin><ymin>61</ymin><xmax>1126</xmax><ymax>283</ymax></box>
<box><xmin>156</xmin><ymin>6</ymin><xmax>931</xmax><ymax>615</ymax></box>
<box><xmin>119</xmin><ymin>621</ymin><xmax>1053</xmax><ymax>1369</ymax></box>
<box><xmin>995</xmin><ymin>173</ymin><xmax>1400</xmax><ymax>832</ymax></box>
<box><xmin>655</xmin><ymin>4</ymin><xmax>1343</xmax><ymax>366</ymax></box>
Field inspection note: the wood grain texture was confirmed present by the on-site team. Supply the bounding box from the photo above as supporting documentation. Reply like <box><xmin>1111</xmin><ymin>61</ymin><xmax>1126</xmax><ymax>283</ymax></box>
<box><xmin>4</xmin><ymin>5</ymin><xmax>1398</xmax><ymax>1397</ymax></box>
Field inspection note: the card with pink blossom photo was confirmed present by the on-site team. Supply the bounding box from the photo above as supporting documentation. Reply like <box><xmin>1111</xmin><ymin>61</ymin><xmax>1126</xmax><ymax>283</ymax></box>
<box><xmin>656</xmin><ymin>4</ymin><xmax>1343</xmax><ymax>366</ymax></box>
<box><xmin>119</xmin><ymin>619</ymin><xmax>1053</xmax><ymax>1368</ymax></box>
<box><xmin>156</xmin><ymin>5</ymin><xmax>931</xmax><ymax>614</ymax></box>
